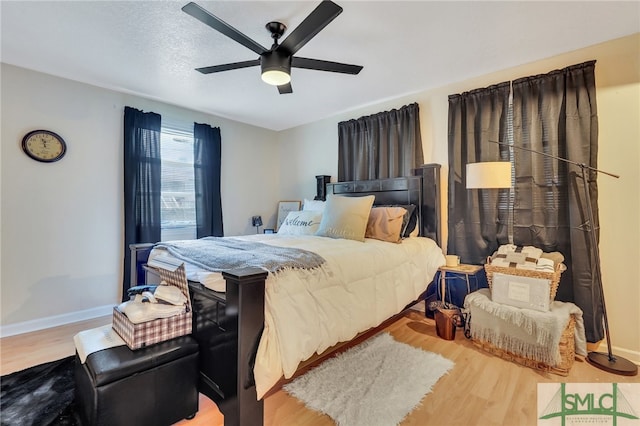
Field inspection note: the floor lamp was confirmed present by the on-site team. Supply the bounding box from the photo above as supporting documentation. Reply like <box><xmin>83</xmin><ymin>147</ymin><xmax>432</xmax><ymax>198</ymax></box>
<box><xmin>489</xmin><ymin>140</ymin><xmax>637</xmax><ymax>376</ymax></box>
<box><xmin>466</xmin><ymin>162</ymin><xmax>512</xmax><ymax>190</ymax></box>
<box><xmin>466</xmin><ymin>161</ymin><xmax>513</xmax><ymax>245</ymax></box>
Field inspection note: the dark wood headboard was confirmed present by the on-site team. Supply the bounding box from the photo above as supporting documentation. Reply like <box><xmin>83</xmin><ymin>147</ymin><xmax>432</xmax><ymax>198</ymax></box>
<box><xmin>325</xmin><ymin>163</ymin><xmax>441</xmax><ymax>246</ymax></box>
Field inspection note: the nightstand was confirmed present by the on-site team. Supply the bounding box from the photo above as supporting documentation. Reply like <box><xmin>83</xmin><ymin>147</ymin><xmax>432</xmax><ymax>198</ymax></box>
<box><xmin>436</xmin><ymin>264</ymin><xmax>487</xmax><ymax>308</ymax></box>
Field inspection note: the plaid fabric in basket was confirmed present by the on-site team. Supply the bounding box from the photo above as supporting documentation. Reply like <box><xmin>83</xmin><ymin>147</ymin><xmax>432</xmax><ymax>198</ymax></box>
<box><xmin>112</xmin><ymin>308</ymin><xmax>192</xmax><ymax>350</ymax></box>
<box><xmin>112</xmin><ymin>263</ymin><xmax>192</xmax><ymax>350</ymax></box>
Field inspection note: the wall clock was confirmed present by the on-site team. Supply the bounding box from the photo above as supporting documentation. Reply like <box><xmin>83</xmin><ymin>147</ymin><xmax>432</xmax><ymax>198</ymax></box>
<box><xmin>21</xmin><ymin>129</ymin><xmax>67</xmax><ymax>163</ymax></box>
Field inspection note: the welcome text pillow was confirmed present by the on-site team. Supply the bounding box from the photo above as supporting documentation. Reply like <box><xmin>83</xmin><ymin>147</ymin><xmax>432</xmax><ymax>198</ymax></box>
<box><xmin>277</xmin><ymin>211</ymin><xmax>322</xmax><ymax>235</ymax></box>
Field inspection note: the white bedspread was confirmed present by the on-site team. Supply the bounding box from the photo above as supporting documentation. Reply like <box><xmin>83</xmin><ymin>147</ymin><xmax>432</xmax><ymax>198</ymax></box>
<box><xmin>153</xmin><ymin>234</ymin><xmax>445</xmax><ymax>398</ymax></box>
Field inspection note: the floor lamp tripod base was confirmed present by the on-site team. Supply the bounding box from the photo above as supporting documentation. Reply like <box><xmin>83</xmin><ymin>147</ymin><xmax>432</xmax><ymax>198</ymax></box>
<box><xmin>587</xmin><ymin>351</ymin><xmax>638</xmax><ymax>376</ymax></box>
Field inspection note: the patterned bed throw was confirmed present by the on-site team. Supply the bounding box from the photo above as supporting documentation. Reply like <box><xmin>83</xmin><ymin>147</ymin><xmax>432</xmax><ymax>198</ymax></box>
<box><xmin>155</xmin><ymin>237</ymin><xmax>325</xmax><ymax>273</ymax></box>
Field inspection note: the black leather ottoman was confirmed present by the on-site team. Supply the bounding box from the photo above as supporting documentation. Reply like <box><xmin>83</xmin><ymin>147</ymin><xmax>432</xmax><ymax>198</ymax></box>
<box><xmin>75</xmin><ymin>335</ymin><xmax>199</xmax><ymax>426</ymax></box>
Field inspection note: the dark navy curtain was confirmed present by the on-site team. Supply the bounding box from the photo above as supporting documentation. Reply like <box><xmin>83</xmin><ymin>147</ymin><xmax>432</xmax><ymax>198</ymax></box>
<box><xmin>123</xmin><ymin>106</ymin><xmax>161</xmax><ymax>299</ymax></box>
<box><xmin>194</xmin><ymin>122</ymin><xmax>223</xmax><ymax>238</ymax></box>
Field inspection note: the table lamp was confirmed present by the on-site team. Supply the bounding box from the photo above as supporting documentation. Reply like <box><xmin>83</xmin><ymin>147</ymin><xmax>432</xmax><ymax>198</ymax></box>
<box><xmin>251</xmin><ymin>215</ymin><xmax>263</xmax><ymax>234</ymax></box>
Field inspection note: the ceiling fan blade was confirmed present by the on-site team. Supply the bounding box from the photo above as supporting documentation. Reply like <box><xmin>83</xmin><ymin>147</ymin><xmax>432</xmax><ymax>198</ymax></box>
<box><xmin>196</xmin><ymin>59</ymin><xmax>260</xmax><ymax>74</ymax></box>
<box><xmin>182</xmin><ymin>2</ymin><xmax>268</xmax><ymax>55</ymax></box>
<box><xmin>278</xmin><ymin>83</ymin><xmax>293</xmax><ymax>94</ymax></box>
<box><xmin>292</xmin><ymin>57</ymin><xmax>362</xmax><ymax>74</ymax></box>
<box><xmin>277</xmin><ymin>1</ymin><xmax>342</xmax><ymax>56</ymax></box>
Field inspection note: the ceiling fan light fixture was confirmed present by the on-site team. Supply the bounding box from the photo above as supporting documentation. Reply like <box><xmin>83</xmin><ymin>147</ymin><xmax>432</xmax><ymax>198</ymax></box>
<box><xmin>260</xmin><ymin>51</ymin><xmax>291</xmax><ymax>86</ymax></box>
<box><xmin>261</xmin><ymin>69</ymin><xmax>290</xmax><ymax>86</ymax></box>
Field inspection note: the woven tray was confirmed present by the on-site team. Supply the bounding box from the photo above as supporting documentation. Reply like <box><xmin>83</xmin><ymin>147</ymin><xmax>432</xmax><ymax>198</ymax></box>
<box><xmin>484</xmin><ymin>257</ymin><xmax>565</xmax><ymax>300</ymax></box>
<box><xmin>472</xmin><ymin>315</ymin><xmax>576</xmax><ymax>376</ymax></box>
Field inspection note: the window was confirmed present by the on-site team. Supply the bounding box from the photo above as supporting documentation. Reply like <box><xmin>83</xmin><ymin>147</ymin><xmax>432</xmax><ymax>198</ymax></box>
<box><xmin>504</xmin><ymin>92</ymin><xmax>515</xmax><ymax>243</ymax></box>
<box><xmin>160</xmin><ymin>121</ymin><xmax>196</xmax><ymax>241</ymax></box>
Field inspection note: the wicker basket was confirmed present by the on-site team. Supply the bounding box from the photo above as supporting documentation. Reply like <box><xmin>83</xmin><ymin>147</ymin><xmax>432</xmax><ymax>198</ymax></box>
<box><xmin>472</xmin><ymin>315</ymin><xmax>576</xmax><ymax>376</ymax></box>
<box><xmin>484</xmin><ymin>257</ymin><xmax>565</xmax><ymax>300</ymax></box>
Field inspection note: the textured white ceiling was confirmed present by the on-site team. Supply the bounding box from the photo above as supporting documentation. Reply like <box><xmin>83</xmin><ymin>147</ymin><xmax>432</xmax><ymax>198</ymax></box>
<box><xmin>2</xmin><ymin>1</ymin><xmax>639</xmax><ymax>131</ymax></box>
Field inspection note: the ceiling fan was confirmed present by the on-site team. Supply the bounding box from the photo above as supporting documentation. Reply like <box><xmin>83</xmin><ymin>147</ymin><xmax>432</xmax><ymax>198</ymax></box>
<box><xmin>182</xmin><ymin>1</ymin><xmax>363</xmax><ymax>94</ymax></box>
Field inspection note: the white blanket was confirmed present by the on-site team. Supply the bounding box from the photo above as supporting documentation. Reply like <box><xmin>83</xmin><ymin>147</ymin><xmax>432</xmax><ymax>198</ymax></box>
<box><xmin>73</xmin><ymin>324</ymin><xmax>126</xmax><ymax>363</ymax></box>
<box><xmin>496</xmin><ymin>244</ymin><xmax>543</xmax><ymax>259</ymax></box>
<box><xmin>117</xmin><ymin>298</ymin><xmax>187</xmax><ymax>324</ymax></box>
<box><xmin>490</xmin><ymin>256</ymin><xmax>556</xmax><ymax>272</ymax></box>
<box><xmin>464</xmin><ymin>289</ymin><xmax>587</xmax><ymax>366</ymax></box>
<box><xmin>156</xmin><ymin>234</ymin><xmax>445</xmax><ymax>398</ymax></box>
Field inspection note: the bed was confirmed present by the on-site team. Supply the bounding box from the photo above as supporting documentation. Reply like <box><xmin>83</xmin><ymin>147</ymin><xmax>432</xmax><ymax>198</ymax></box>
<box><xmin>130</xmin><ymin>164</ymin><xmax>444</xmax><ymax>425</ymax></box>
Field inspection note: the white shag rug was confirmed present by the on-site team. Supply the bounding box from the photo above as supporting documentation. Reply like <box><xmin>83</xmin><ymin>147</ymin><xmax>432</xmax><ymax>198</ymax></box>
<box><xmin>283</xmin><ymin>332</ymin><xmax>454</xmax><ymax>426</ymax></box>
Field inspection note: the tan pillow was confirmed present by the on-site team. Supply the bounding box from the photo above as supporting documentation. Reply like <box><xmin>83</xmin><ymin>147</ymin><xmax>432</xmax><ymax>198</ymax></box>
<box><xmin>365</xmin><ymin>207</ymin><xmax>407</xmax><ymax>243</ymax></box>
<box><xmin>315</xmin><ymin>194</ymin><xmax>375</xmax><ymax>242</ymax></box>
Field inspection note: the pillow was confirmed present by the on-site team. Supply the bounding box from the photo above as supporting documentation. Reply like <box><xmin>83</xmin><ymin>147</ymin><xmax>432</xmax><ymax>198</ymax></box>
<box><xmin>315</xmin><ymin>194</ymin><xmax>375</xmax><ymax>242</ymax></box>
<box><xmin>365</xmin><ymin>206</ymin><xmax>407</xmax><ymax>243</ymax></box>
<box><xmin>277</xmin><ymin>210</ymin><xmax>322</xmax><ymax>235</ymax></box>
<box><xmin>379</xmin><ymin>204</ymin><xmax>418</xmax><ymax>238</ymax></box>
<box><xmin>398</xmin><ymin>204</ymin><xmax>418</xmax><ymax>238</ymax></box>
<box><xmin>303</xmin><ymin>198</ymin><xmax>326</xmax><ymax>212</ymax></box>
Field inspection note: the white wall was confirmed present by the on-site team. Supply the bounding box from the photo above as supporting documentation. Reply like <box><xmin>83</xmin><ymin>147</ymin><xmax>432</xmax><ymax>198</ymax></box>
<box><xmin>277</xmin><ymin>34</ymin><xmax>640</xmax><ymax>361</ymax></box>
<box><xmin>0</xmin><ymin>64</ymin><xmax>280</xmax><ymax>334</ymax></box>
<box><xmin>275</xmin><ymin>119</ymin><xmax>340</xmax><ymax>201</ymax></box>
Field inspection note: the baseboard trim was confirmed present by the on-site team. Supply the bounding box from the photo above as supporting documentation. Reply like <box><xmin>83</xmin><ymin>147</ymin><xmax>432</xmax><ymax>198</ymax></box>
<box><xmin>0</xmin><ymin>304</ymin><xmax>114</xmax><ymax>338</ymax></box>
<box><xmin>590</xmin><ymin>342</ymin><xmax>640</xmax><ymax>366</ymax></box>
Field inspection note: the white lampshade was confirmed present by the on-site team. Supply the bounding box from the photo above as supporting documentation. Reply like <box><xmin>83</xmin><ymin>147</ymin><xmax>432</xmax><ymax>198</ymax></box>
<box><xmin>466</xmin><ymin>162</ymin><xmax>512</xmax><ymax>189</ymax></box>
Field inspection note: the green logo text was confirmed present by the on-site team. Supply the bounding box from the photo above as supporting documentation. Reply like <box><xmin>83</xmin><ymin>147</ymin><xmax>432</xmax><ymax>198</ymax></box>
<box><xmin>539</xmin><ymin>383</ymin><xmax>638</xmax><ymax>426</ymax></box>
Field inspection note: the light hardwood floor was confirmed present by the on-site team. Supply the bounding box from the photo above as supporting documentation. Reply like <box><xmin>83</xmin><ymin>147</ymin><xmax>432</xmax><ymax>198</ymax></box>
<box><xmin>2</xmin><ymin>310</ymin><xmax>638</xmax><ymax>425</ymax></box>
